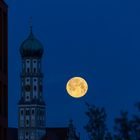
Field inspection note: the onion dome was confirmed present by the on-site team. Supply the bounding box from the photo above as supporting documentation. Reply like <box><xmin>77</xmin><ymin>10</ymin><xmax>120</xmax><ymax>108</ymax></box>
<box><xmin>20</xmin><ymin>27</ymin><xmax>43</xmax><ymax>58</ymax></box>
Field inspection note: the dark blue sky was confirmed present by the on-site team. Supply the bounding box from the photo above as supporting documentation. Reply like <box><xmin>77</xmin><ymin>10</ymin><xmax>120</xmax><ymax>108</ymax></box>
<box><xmin>6</xmin><ymin>0</ymin><xmax>140</xmax><ymax>139</ymax></box>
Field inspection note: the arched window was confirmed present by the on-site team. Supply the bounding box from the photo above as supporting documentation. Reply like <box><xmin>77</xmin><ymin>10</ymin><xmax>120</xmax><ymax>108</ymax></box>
<box><xmin>26</xmin><ymin>96</ymin><xmax>29</xmax><ymax>100</ymax></box>
<box><xmin>26</xmin><ymin>120</ymin><xmax>29</xmax><ymax>125</ymax></box>
<box><xmin>34</xmin><ymin>68</ymin><xmax>36</xmax><ymax>73</ymax></box>
<box><xmin>25</xmin><ymin>85</ymin><xmax>31</xmax><ymax>92</ymax></box>
<box><xmin>32</xmin><ymin>109</ymin><xmax>34</xmax><ymax>115</ymax></box>
<box><xmin>27</xmin><ymin>68</ymin><xmax>29</xmax><ymax>73</ymax></box>
<box><xmin>26</xmin><ymin>110</ymin><xmax>30</xmax><ymax>115</ymax></box>
<box><xmin>34</xmin><ymin>86</ymin><xmax>37</xmax><ymax>91</ymax></box>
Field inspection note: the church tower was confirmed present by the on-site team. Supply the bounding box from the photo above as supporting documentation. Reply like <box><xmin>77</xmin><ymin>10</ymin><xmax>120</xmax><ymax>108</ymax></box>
<box><xmin>18</xmin><ymin>26</ymin><xmax>46</xmax><ymax>140</ymax></box>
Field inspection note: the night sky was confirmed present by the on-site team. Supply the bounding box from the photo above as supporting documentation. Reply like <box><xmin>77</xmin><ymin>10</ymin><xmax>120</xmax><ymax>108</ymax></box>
<box><xmin>6</xmin><ymin>0</ymin><xmax>140</xmax><ymax>139</ymax></box>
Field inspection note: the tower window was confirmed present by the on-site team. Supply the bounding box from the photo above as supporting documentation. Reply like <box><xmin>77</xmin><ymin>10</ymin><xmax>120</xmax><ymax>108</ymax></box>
<box><xmin>26</xmin><ymin>96</ymin><xmax>29</xmax><ymax>100</ymax></box>
<box><xmin>25</xmin><ymin>85</ymin><xmax>31</xmax><ymax>91</ymax></box>
<box><xmin>26</xmin><ymin>78</ymin><xmax>29</xmax><ymax>82</ymax></box>
<box><xmin>34</xmin><ymin>86</ymin><xmax>37</xmax><ymax>91</ymax></box>
<box><xmin>27</xmin><ymin>60</ymin><xmax>29</xmax><ymax>63</ymax></box>
<box><xmin>34</xmin><ymin>79</ymin><xmax>36</xmax><ymax>82</ymax></box>
<box><xmin>26</xmin><ymin>110</ymin><xmax>30</xmax><ymax>115</ymax></box>
<box><xmin>34</xmin><ymin>60</ymin><xmax>36</xmax><ymax>63</ymax></box>
<box><xmin>26</xmin><ymin>120</ymin><xmax>29</xmax><ymax>125</ymax></box>
<box><xmin>27</xmin><ymin>68</ymin><xmax>29</xmax><ymax>73</ymax></box>
<box><xmin>26</xmin><ymin>132</ymin><xmax>28</xmax><ymax>136</ymax></box>
<box><xmin>34</xmin><ymin>68</ymin><xmax>36</xmax><ymax>73</ymax></box>
<box><xmin>40</xmin><ymin>110</ymin><xmax>42</xmax><ymax>115</ymax></box>
<box><xmin>32</xmin><ymin>110</ymin><xmax>35</xmax><ymax>114</ymax></box>
<box><xmin>21</xmin><ymin>110</ymin><xmax>23</xmax><ymax>115</ymax></box>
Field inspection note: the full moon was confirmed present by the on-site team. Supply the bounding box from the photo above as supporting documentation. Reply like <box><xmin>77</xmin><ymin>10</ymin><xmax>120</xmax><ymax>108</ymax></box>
<box><xmin>66</xmin><ymin>77</ymin><xmax>88</xmax><ymax>98</ymax></box>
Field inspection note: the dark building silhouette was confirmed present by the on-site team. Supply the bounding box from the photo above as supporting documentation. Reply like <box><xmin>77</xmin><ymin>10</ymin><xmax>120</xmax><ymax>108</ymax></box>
<box><xmin>0</xmin><ymin>0</ymin><xmax>8</xmax><ymax>139</ymax></box>
<box><xmin>8</xmin><ymin>127</ymin><xmax>68</xmax><ymax>140</ymax></box>
<box><xmin>8</xmin><ymin>121</ymin><xmax>80</xmax><ymax>140</ymax></box>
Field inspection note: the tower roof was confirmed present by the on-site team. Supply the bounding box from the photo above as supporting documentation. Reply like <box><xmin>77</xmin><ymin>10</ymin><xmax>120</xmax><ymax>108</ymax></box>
<box><xmin>20</xmin><ymin>27</ymin><xmax>43</xmax><ymax>58</ymax></box>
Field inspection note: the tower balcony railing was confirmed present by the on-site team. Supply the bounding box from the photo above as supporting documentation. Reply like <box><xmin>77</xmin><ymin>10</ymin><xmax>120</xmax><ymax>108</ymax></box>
<box><xmin>20</xmin><ymin>72</ymin><xmax>43</xmax><ymax>77</ymax></box>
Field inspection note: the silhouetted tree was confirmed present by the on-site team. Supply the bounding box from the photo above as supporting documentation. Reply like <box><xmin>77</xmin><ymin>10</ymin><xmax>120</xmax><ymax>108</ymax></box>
<box><xmin>114</xmin><ymin>111</ymin><xmax>131</xmax><ymax>140</ymax></box>
<box><xmin>129</xmin><ymin>102</ymin><xmax>140</xmax><ymax>139</ymax></box>
<box><xmin>129</xmin><ymin>115</ymin><xmax>140</xmax><ymax>140</ymax></box>
<box><xmin>84</xmin><ymin>102</ymin><xmax>107</xmax><ymax>140</ymax></box>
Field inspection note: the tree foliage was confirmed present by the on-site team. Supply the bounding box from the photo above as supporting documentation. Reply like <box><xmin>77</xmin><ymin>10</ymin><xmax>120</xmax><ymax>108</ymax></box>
<box><xmin>129</xmin><ymin>102</ymin><xmax>140</xmax><ymax>140</ymax></box>
<box><xmin>84</xmin><ymin>102</ymin><xmax>140</xmax><ymax>140</ymax></box>
<box><xmin>84</xmin><ymin>102</ymin><xmax>107</xmax><ymax>140</ymax></box>
<box><xmin>114</xmin><ymin>111</ymin><xmax>131</xmax><ymax>140</ymax></box>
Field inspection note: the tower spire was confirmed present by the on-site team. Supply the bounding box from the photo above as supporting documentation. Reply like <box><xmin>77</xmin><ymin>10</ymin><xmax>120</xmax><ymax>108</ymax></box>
<box><xmin>29</xmin><ymin>16</ymin><xmax>33</xmax><ymax>34</ymax></box>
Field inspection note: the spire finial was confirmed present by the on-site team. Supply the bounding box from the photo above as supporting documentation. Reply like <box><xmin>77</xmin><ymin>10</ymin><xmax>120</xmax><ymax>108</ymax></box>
<box><xmin>29</xmin><ymin>16</ymin><xmax>33</xmax><ymax>33</ymax></box>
